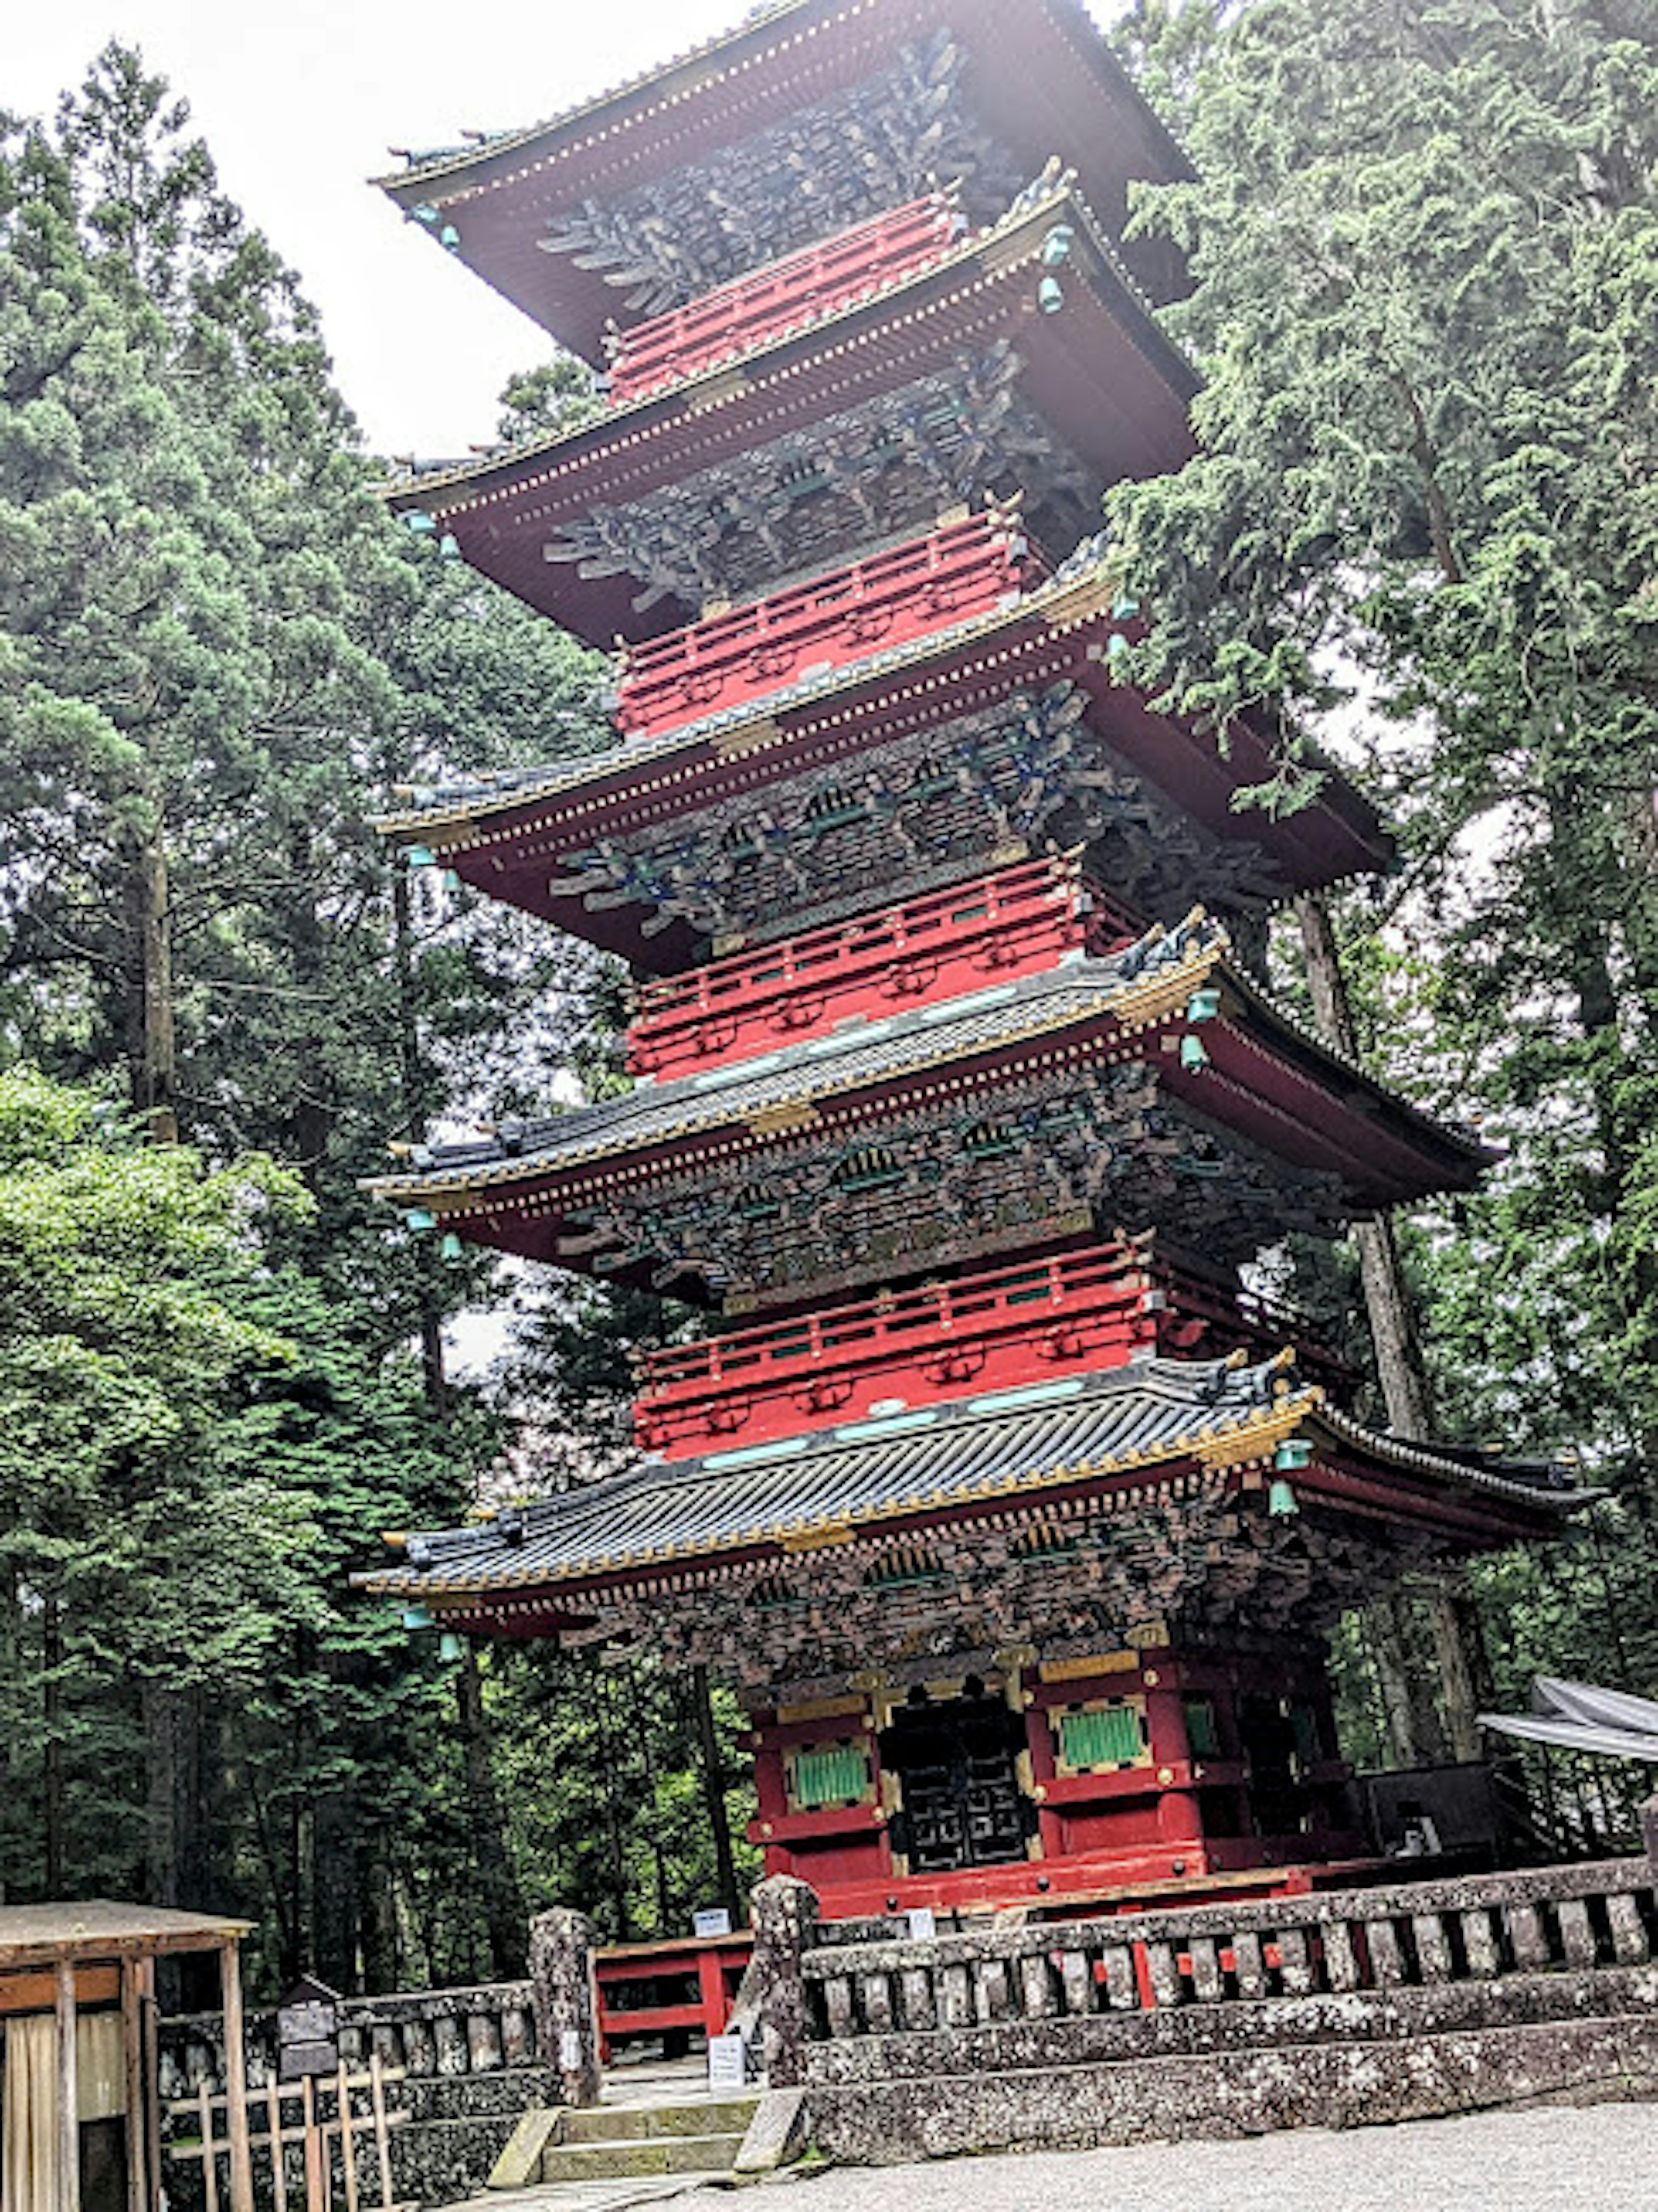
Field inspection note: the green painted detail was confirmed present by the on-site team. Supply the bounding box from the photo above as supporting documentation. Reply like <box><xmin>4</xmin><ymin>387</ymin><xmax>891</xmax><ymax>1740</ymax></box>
<box><xmin>1059</xmin><ymin>1704</ymin><xmax>1142</xmax><ymax>1770</ymax></box>
<box><xmin>1180</xmin><ymin>1034</ymin><xmax>1209</xmax><ymax>1072</ymax></box>
<box><xmin>1275</xmin><ymin>1438</ymin><xmax>1313</xmax><ymax>1472</ymax></box>
<box><xmin>404</xmin><ymin>1208</ymin><xmax>437</xmax><ymax>1232</ymax></box>
<box><xmin>792</xmin><ymin>1743</ymin><xmax>869</xmax><ymax>1809</ymax></box>
<box><xmin>1183</xmin><ymin>1696</ymin><xmax>1221</xmax><ymax>1759</ymax></box>
<box><xmin>1268</xmin><ymin>1477</ymin><xmax>1300</xmax><ymax>1518</ymax></box>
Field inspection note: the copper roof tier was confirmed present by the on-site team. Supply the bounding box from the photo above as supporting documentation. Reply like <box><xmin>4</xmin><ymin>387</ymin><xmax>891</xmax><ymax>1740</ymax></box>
<box><xmin>354</xmin><ymin>1352</ymin><xmax>1577</xmax><ymax>1682</ymax></box>
<box><xmin>380</xmin><ymin>546</ymin><xmax>1390</xmax><ymax>971</ymax></box>
<box><xmin>366</xmin><ymin>918</ymin><xmax>1488</xmax><ymax>1301</ymax></box>
<box><xmin>375</xmin><ymin>0</ymin><xmax>1192</xmax><ymax>358</ymax></box>
<box><xmin>382</xmin><ymin>185</ymin><xmax>1196</xmax><ymax>644</ymax></box>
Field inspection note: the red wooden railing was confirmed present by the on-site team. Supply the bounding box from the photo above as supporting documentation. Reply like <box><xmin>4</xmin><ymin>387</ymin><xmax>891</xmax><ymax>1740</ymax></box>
<box><xmin>626</xmin><ymin>854</ymin><xmax>1133</xmax><ymax>1079</ymax></box>
<box><xmin>614</xmin><ymin>506</ymin><xmax>1045</xmax><ymax>743</ymax></box>
<box><xmin>605</xmin><ymin>190</ymin><xmax>965</xmax><ymax>405</ymax></box>
<box><xmin>595</xmin><ymin>1932</ymin><xmax>752</xmax><ymax>2059</ymax></box>
<box><xmin>632</xmin><ymin>1244</ymin><xmax>1351</xmax><ymax>1456</ymax></box>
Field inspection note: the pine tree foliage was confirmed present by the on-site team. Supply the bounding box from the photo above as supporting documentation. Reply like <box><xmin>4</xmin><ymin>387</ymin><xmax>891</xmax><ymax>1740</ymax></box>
<box><xmin>1112</xmin><ymin>0</ymin><xmax>1658</xmax><ymax>1732</ymax></box>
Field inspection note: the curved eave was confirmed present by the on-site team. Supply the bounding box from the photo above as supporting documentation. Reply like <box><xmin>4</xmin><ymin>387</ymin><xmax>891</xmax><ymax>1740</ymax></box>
<box><xmin>378</xmin><ymin>186</ymin><xmax>1195</xmax><ymax>644</ymax></box>
<box><xmin>363</xmin><ymin>940</ymin><xmax>1488</xmax><ymax>1230</ymax></box>
<box><xmin>375</xmin><ymin>594</ymin><xmax>1392</xmax><ymax>967</ymax></box>
<box><xmin>375</xmin><ymin>0</ymin><xmax>1193</xmax><ymax>356</ymax></box>
<box><xmin>353</xmin><ymin>1380</ymin><xmax>1577</xmax><ymax>1608</ymax></box>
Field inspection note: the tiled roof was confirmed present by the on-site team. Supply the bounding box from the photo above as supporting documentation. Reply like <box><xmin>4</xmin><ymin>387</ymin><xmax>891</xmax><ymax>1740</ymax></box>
<box><xmin>356</xmin><ymin>1351</ymin><xmax>1577</xmax><ymax>1600</ymax></box>
<box><xmin>364</xmin><ymin>921</ymin><xmax>1484</xmax><ymax>1207</ymax></box>
<box><xmin>375</xmin><ymin>534</ymin><xmax>1124</xmax><ymax>842</ymax></box>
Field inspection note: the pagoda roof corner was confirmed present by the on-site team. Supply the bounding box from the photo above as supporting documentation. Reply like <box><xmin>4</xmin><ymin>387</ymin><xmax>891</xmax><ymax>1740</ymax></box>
<box><xmin>352</xmin><ymin>1348</ymin><xmax>1582</xmax><ymax>1612</ymax></box>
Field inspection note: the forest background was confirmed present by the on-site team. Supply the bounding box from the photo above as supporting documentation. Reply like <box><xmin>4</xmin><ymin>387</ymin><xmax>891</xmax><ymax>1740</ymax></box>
<box><xmin>2</xmin><ymin>0</ymin><xmax>1655</xmax><ymax>1999</ymax></box>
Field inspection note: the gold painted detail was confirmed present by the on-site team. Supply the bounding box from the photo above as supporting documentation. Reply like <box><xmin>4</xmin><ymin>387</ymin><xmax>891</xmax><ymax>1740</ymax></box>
<box><xmin>1039</xmin><ymin>1650</ymin><xmax>1138</xmax><ymax>1684</ymax></box>
<box><xmin>776</xmin><ymin>1693</ymin><xmax>869</xmax><ymax>1725</ymax></box>
<box><xmin>779</xmin><ymin>1522</ymin><xmax>854</xmax><ymax>1553</ymax></box>
<box><xmin>713</xmin><ymin>718</ymin><xmax>783</xmax><ymax>759</ymax></box>
<box><xmin>746</xmin><ymin>1101</ymin><xmax>820</xmax><ymax>1136</ymax></box>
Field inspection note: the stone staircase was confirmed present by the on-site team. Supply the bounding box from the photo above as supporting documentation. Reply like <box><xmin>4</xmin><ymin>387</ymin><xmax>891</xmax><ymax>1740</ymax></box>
<box><xmin>535</xmin><ymin>2096</ymin><xmax>758</xmax><ymax>2184</ymax></box>
<box><xmin>475</xmin><ymin>2075</ymin><xmax>761</xmax><ymax>2209</ymax></box>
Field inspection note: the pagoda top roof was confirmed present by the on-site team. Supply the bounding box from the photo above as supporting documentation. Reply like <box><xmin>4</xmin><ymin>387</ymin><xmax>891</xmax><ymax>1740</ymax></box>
<box><xmin>366</xmin><ymin>918</ymin><xmax>1488</xmax><ymax>1222</ymax></box>
<box><xmin>381</xmin><ymin>182</ymin><xmax>1195</xmax><ymax>645</ymax></box>
<box><xmin>376</xmin><ymin>0</ymin><xmax>1192</xmax><ymax>359</ymax></box>
<box><xmin>355</xmin><ymin>1349</ymin><xmax>1578</xmax><ymax>1606</ymax></box>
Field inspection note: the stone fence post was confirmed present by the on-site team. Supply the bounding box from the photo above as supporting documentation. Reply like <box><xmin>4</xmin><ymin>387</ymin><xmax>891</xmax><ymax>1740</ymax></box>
<box><xmin>527</xmin><ymin>1908</ymin><xmax>601</xmax><ymax>2107</ymax></box>
<box><xmin>1645</xmin><ymin>1792</ymin><xmax>1658</xmax><ymax>1874</ymax></box>
<box><xmin>750</xmin><ymin>1874</ymin><xmax>820</xmax><ymax>2088</ymax></box>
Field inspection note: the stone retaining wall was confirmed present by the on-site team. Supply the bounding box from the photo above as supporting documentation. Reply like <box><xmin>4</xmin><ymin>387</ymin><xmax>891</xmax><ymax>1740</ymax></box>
<box><xmin>753</xmin><ymin>1857</ymin><xmax>1658</xmax><ymax>2160</ymax></box>
<box><xmin>160</xmin><ymin>1980</ymin><xmax>551</xmax><ymax>2210</ymax></box>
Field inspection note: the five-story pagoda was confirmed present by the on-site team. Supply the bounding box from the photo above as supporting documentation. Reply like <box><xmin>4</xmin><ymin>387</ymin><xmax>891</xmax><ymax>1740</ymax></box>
<box><xmin>358</xmin><ymin>0</ymin><xmax>1574</xmax><ymax>1918</ymax></box>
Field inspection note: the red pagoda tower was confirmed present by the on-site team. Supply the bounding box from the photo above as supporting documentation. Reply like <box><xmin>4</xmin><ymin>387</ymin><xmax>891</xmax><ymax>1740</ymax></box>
<box><xmin>359</xmin><ymin>0</ymin><xmax>1574</xmax><ymax>1919</ymax></box>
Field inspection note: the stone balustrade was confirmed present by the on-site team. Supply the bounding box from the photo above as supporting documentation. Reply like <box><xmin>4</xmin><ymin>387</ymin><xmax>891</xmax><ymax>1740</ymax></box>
<box><xmin>801</xmin><ymin>1856</ymin><xmax>1658</xmax><ymax>2048</ymax></box>
<box><xmin>159</xmin><ymin>1980</ymin><xmax>538</xmax><ymax>2098</ymax></box>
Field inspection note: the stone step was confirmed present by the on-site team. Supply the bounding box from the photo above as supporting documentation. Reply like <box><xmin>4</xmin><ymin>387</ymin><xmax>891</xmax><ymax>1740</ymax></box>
<box><xmin>537</xmin><ymin>2132</ymin><xmax>746</xmax><ymax>2184</ymax></box>
<box><xmin>562</xmin><ymin>2098</ymin><xmax>758</xmax><ymax>2144</ymax></box>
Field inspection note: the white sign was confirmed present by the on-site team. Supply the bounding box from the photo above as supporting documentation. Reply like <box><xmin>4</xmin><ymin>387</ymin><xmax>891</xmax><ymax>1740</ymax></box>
<box><xmin>906</xmin><ymin>1908</ymin><xmax>937</xmax><ymax>1940</ymax></box>
<box><xmin>693</xmin><ymin>1908</ymin><xmax>733</xmax><ymax>1938</ymax></box>
<box><xmin>558</xmin><ymin>2030</ymin><xmax>583</xmax><ymax>2072</ymax></box>
<box><xmin>707</xmin><ymin>2033</ymin><xmax>747</xmax><ymax>2092</ymax></box>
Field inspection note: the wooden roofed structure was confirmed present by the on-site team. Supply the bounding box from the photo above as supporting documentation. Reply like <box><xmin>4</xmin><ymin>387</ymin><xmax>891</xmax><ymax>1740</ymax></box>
<box><xmin>0</xmin><ymin>1903</ymin><xmax>253</xmax><ymax>2212</ymax></box>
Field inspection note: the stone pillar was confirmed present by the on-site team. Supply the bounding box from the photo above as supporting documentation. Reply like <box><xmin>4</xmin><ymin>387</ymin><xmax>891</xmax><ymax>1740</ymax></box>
<box><xmin>528</xmin><ymin>1908</ymin><xmax>602</xmax><ymax>2107</ymax></box>
<box><xmin>750</xmin><ymin>1874</ymin><xmax>820</xmax><ymax>2088</ymax></box>
<box><xmin>1644</xmin><ymin>1792</ymin><xmax>1658</xmax><ymax>1874</ymax></box>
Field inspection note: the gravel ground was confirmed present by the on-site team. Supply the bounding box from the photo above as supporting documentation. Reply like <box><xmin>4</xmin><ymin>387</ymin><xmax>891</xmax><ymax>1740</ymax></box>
<box><xmin>675</xmin><ymin>2104</ymin><xmax>1658</xmax><ymax>2211</ymax></box>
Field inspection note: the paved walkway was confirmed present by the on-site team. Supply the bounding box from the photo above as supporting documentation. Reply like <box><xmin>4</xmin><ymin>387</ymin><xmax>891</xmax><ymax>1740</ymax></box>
<box><xmin>666</xmin><ymin>2102</ymin><xmax>1654</xmax><ymax>2211</ymax></box>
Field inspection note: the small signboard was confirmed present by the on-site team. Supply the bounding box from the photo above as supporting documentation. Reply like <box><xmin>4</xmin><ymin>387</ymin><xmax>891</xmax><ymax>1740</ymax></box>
<box><xmin>707</xmin><ymin>2033</ymin><xmax>747</xmax><ymax>2093</ymax></box>
<box><xmin>277</xmin><ymin>1978</ymin><xmax>340</xmax><ymax>2081</ymax></box>
<box><xmin>693</xmin><ymin>1908</ymin><xmax>733</xmax><ymax>1938</ymax></box>
<box><xmin>558</xmin><ymin>2029</ymin><xmax>584</xmax><ymax>2073</ymax></box>
<box><xmin>906</xmin><ymin>1908</ymin><xmax>937</xmax><ymax>1940</ymax></box>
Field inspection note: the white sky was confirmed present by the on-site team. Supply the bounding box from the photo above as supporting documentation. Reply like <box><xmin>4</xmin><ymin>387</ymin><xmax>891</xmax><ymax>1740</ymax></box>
<box><xmin>11</xmin><ymin>2</ymin><xmax>1126</xmax><ymax>460</ymax></box>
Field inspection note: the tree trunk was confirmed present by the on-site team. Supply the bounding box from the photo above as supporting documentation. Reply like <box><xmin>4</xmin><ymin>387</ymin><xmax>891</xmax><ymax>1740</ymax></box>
<box><xmin>1295</xmin><ymin>891</ymin><xmax>1485</xmax><ymax>1763</ymax></box>
<box><xmin>122</xmin><ymin>825</ymin><xmax>178</xmax><ymax>1144</ymax></box>
<box><xmin>456</xmin><ymin>1646</ymin><xmax>529</xmax><ymax>1978</ymax></box>
<box><xmin>392</xmin><ymin>869</ymin><xmax>449</xmax><ymax>1413</ymax></box>
<box><xmin>690</xmin><ymin>1666</ymin><xmax>742</xmax><ymax>1924</ymax></box>
<box><xmin>310</xmin><ymin>1790</ymin><xmax>358</xmax><ymax>1990</ymax></box>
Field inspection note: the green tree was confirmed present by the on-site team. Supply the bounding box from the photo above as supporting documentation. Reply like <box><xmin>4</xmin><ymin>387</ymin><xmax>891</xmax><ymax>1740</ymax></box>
<box><xmin>1109</xmin><ymin>1</ymin><xmax>1658</xmax><ymax>1770</ymax></box>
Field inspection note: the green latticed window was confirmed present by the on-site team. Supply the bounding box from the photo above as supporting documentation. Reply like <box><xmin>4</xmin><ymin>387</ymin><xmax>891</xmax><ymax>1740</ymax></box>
<box><xmin>1183</xmin><ymin>1696</ymin><xmax>1221</xmax><ymax>1759</ymax></box>
<box><xmin>1056</xmin><ymin>1703</ymin><xmax>1144</xmax><ymax>1772</ymax></box>
<box><xmin>790</xmin><ymin>1742</ymin><xmax>871</xmax><ymax>1810</ymax></box>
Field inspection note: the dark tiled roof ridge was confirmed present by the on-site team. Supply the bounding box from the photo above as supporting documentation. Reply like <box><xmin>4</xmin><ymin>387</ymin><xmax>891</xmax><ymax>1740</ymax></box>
<box><xmin>376</xmin><ymin>178</ymin><xmax>1180</xmax><ymax>512</ymax></box>
<box><xmin>357</xmin><ymin>1348</ymin><xmax>1579</xmax><ymax>1600</ymax></box>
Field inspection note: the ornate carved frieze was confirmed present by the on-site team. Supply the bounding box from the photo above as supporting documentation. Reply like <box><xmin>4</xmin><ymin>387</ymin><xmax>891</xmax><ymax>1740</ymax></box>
<box><xmin>548</xmin><ymin>682</ymin><xmax>1275</xmax><ymax>943</ymax></box>
<box><xmin>553</xmin><ymin>1059</ymin><xmax>1342</xmax><ymax>1305</ymax></box>
<box><xmin>542</xmin><ymin>344</ymin><xmax>1092</xmax><ymax>612</ymax></box>
<box><xmin>536</xmin><ymin>34</ymin><xmax>1022</xmax><ymax>316</ymax></box>
<box><xmin>570</xmin><ymin>1493</ymin><xmax>1444</xmax><ymax>1692</ymax></box>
